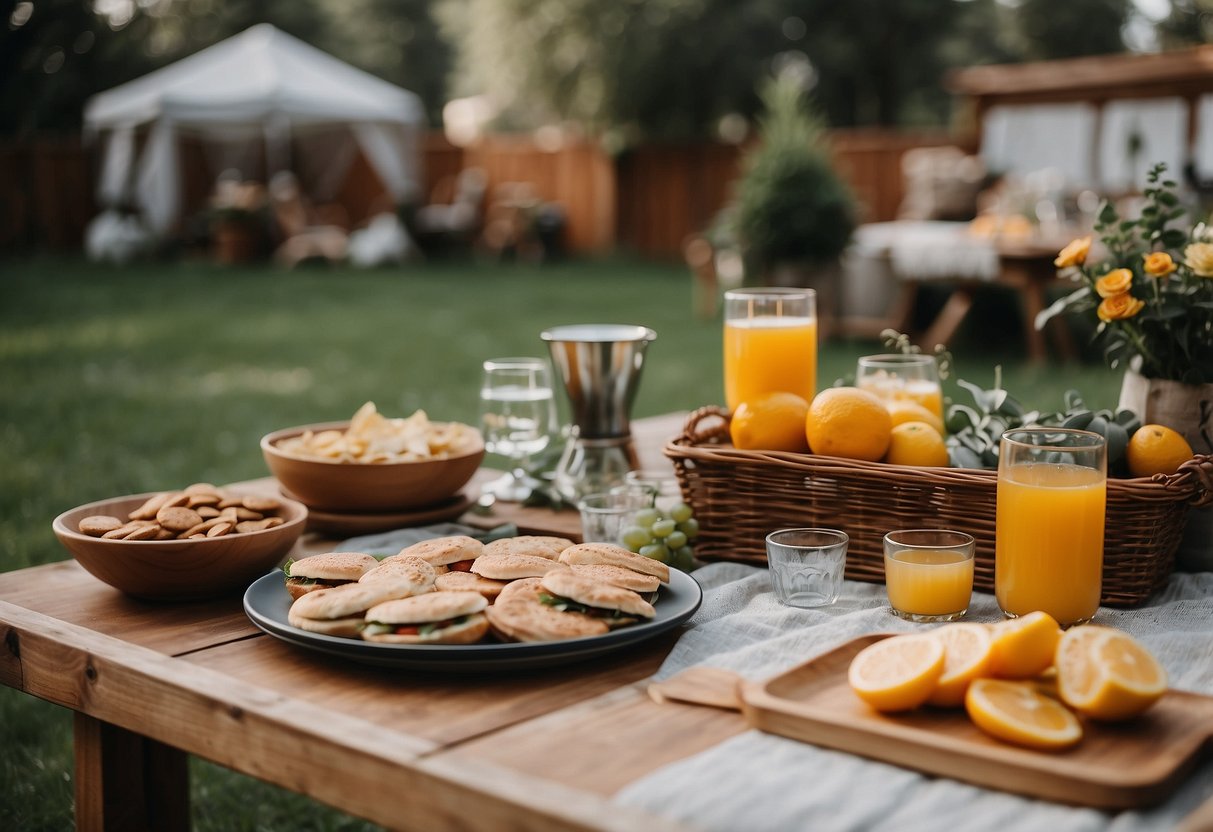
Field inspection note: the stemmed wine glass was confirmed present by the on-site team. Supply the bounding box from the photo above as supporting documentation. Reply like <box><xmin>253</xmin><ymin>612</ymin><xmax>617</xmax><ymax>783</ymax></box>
<box><xmin>478</xmin><ymin>357</ymin><xmax>559</xmax><ymax>502</ymax></box>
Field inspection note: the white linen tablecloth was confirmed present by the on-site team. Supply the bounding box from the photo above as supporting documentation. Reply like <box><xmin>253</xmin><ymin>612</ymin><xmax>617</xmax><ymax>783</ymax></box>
<box><xmin>613</xmin><ymin>563</ymin><xmax>1213</xmax><ymax>832</ymax></box>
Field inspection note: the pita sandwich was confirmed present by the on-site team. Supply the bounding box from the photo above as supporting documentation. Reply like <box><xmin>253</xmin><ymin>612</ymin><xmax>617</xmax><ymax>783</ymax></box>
<box><xmin>283</xmin><ymin>552</ymin><xmax>379</xmax><ymax>600</ymax></box>
<box><xmin>287</xmin><ymin>582</ymin><xmax>404</xmax><ymax>638</ymax></box>
<box><xmin>539</xmin><ymin>569</ymin><xmax>656</xmax><ymax>629</ymax></box>
<box><xmin>471</xmin><ymin>553</ymin><xmax>567</xmax><ymax>580</ymax></box>
<box><xmin>362</xmin><ymin>591</ymin><xmax>489</xmax><ymax>644</ymax></box>
<box><xmin>434</xmin><ymin>570</ymin><xmax>509</xmax><ymax>601</ymax></box>
<box><xmin>358</xmin><ymin>555</ymin><xmax>436</xmax><ymax>597</ymax></box>
<box><xmin>559</xmin><ymin>542</ymin><xmax>670</xmax><ymax>583</ymax></box>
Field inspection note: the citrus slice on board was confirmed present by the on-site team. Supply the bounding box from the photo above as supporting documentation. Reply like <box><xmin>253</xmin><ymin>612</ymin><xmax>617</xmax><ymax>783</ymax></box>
<box><xmin>848</xmin><ymin>634</ymin><xmax>945</xmax><ymax>712</ymax></box>
<box><xmin>1056</xmin><ymin>626</ymin><xmax>1168</xmax><ymax>721</ymax></box>
<box><xmin>965</xmin><ymin>678</ymin><xmax>1083</xmax><ymax>751</ymax></box>
<box><xmin>988</xmin><ymin>611</ymin><xmax>1062</xmax><ymax>679</ymax></box>
<box><xmin>926</xmin><ymin>622</ymin><xmax>995</xmax><ymax>708</ymax></box>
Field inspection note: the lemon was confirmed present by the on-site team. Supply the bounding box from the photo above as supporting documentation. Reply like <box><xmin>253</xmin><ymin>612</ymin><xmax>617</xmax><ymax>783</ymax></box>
<box><xmin>806</xmin><ymin>387</ymin><xmax>892</xmax><ymax>462</ymax></box>
<box><xmin>885</xmin><ymin>421</ymin><xmax>949</xmax><ymax>467</ymax></box>
<box><xmin>1055</xmin><ymin>626</ymin><xmax>1167</xmax><ymax>720</ymax></box>
<box><xmin>965</xmin><ymin>679</ymin><xmax>1083</xmax><ymax>751</ymax></box>
<box><xmin>729</xmin><ymin>392</ymin><xmax>811</xmax><ymax>452</ymax></box>
<box><xmin>987</xmin><ymin>611</ymin><xmax>1062</xmax><ymax>679</ymax></box>
<box><xmin>847</xmin><ymin>633</ymin><xmax>945</xmax><ymax>712</ymax></box>
<box><xmin>926</xmin><ymin>622</ymin><xmax>995</xmax><ymax>708</ymax></box>
<box><xmin>1126</xmin><ymin>424</ymin><xmax>1194</xmax><ymax>478</ymax></box>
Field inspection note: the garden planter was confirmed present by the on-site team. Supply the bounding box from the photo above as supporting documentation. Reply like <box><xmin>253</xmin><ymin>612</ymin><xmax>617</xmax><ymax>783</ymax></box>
<box><xmin>1119</xmin><ymin>368</ymin><xmax>1213</xmax><ymax>572</ymax></box>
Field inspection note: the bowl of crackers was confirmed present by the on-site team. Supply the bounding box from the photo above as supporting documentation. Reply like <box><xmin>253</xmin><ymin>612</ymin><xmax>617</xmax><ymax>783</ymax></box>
<box><xmin>52</xmin><ymin>483</ymin><xmax>307</xmax><ymax>601</ymax></box>
<box><xmin>261</xmin><ymin>402</ymin><xmax>485</xmax><ymax>512</ymax></box>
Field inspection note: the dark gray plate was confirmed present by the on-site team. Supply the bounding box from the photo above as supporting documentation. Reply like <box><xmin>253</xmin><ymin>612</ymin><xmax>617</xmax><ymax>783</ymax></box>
<box><xmin>242</xmin><ymin>568</ymin><xmax>702</xmax><ymax>672</ymax></box>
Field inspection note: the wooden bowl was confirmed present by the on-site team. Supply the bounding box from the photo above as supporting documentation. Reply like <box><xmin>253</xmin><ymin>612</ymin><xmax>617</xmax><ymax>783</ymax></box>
<box><xmin>52</xmin><ymin>490</ymin><xmax>306</xmax><ymax>601</ymax></box>
<box><xmin>260</xmin><ymin>421</ymin><xmax>485</xmax><ymax>512</ymax></box>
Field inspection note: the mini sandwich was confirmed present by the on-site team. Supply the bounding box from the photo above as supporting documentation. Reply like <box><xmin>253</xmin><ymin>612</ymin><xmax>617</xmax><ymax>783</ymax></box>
<box><xmin>392</xmin><ymin>535</ymin><xmax>484</xmax><ymax>574</ymax></box>
<box><xmin>362</xmin><ymin>591</ymin><xmax>489</xmax><ymax>644</ymax></box>
<box><xmin>558</xmin><ymin>542</ymin><xmax>670</xmax><ymax>584</ymax></box>
<box><xmin>358</xmin><ymin>555</ymin><xmax>436</xmax><ymax>598</ymax></box>
<box><xmin>283</xmin><ymin>552</ymin><xmax>379</xmax><ymax>600</ymax></box>
<box><xmin>570</xmin><ymin>564</ymin><xmax>661</xmax><ymax>600</ymax></box>
<box><xmin>538</xmin><ymin>569</ymin><xmax>656</xmax><ymax>629</ymax></box>
<box><xmin>483</xmin><ymin>535</ymin><xmax>573</xmax><ymax>559</ymax></box>
<box><xmin>287</xmin><ymin>582</ymin><xmax>403</xmax><ymax>637</ymax></box>
<box><xmin>486</xmin><ymin>595</ymin><xmax>609</xmax><ymax>643</ymax></box>
<box><xmin>434</xmin><ymin>570</ymin><xmax>508</xmax><ymax>601</ymax></box>
<box><xmin>494</xmin><ymin>576</ymin><xmax>545</xmax><ymax>605</ymax></box>
<box><xmin>471</xmin><ymin>553</ymin><xmax>567</xmax><ymax>581</ymax></box>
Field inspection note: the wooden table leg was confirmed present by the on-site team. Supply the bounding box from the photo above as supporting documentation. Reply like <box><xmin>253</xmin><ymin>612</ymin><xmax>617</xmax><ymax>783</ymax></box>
<box><xmin>74</xmin><ymin>713</ymin><xmax>190</xmax><ymax>831</ymax></box>
<box><xmin>919</xmin><ymin>287</ymin><xmax>974</xmax><ymax>351</ymax></box>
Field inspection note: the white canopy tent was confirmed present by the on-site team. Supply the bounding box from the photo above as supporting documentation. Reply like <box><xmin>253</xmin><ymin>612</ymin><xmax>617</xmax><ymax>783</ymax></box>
<box><xmin>84</xmin><ymin>23</ymin><xmax>426</xmax><ymax>235</ymax></box>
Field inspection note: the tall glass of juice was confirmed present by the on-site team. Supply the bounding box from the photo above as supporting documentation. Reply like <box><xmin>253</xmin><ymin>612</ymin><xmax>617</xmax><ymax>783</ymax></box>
<box><xmin>723</xmin><ymin>288</ymin><xmax>817</xmax><ymax>410</ymax></box>
<box><xmin>996</xmin><ymin>428</ymin><xmax>1107</xmax><ymax>627</ymax></box>
<box><xmin>856</xmin><ymin>354</ymin><xmax>943</xmax><ymax>419</ymax></box>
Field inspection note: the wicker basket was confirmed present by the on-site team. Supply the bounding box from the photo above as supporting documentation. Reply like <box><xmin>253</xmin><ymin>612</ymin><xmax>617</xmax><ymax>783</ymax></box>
<box><xmin>665</xmin><ymin>406</ymin><xmax>1213</xmax><ymax>607</ymax></box>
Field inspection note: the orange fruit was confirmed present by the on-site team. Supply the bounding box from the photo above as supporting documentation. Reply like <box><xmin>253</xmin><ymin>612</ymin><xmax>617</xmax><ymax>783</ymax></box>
<box><xmin>885</xmin><ymin>399</ymin><xmax>945</xmax><ymax>436</ymax></box>
<box><xmin>1126</xmin><ymin>424</ymin><xmax>1194</xmax><ymax>478</ymax></box>
<box><xmin>884</xmin><ymin>421</ymin><xmax>949</xmax><ymax>467</ymax></box>
<box><xmin>805</xmin><ymin>387</ymin><xmax>892</xmax><ymax>462</ymax></box>
<box><xmin>847</xmin><ymin>633</ymin><xmax>945</xmax><ymax>712</ymax></box>
<box><xmin>965</xmin><ymin>679</ymin><xmax>1083</xmax><ymax>751</ymax></box>
<box><xmin>1055</xmin><ymin>626</ymin><xmax>1167</xmax><ymax>720</ymax></box>
<box><xmin>987</xmin><ymin>611</ymin><xmax>1062</xmax><ymax>679</ymax></box>
<box><xmin>729</xmin><ymin>392</ymin><xmax>811</xmax><ymax>452</ymax></box>
<box><xmin>927</xmin><ymin>622</ymin><xmax>995</xmax><ymax>708</ymax></box>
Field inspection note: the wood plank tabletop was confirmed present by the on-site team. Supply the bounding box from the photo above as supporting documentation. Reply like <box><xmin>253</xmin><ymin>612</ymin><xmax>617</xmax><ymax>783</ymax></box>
<box><xmin>0</xmin><ymin>411</ymin><xmax>712</xmax><ymax>831</ymax></box>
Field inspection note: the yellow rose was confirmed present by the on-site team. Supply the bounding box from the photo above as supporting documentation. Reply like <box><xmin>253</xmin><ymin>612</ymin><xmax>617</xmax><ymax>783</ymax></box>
<box><xmin>1095</xmin><ymin>268</ymin><xmax>1133</xmax><ymax>298</ymax></box>
<box><xmin>1142</xmin><ymin>251</ymin><xmax>1177</xmax><ymax>277</ymax></box>
<box><xmin>1097</xmin><ymin>292</ymin><xmax>1145</xmax><ymax>322</ymax></box>
<box><xmin>1055</xmin><ymin>236</ymin><xmax>1092</xmax><ymax>268</ymax></box>
<box><xmin>1184</xmin><ymin>242</ymin><xmax>1213</xmax><ymax>277</ymax></box>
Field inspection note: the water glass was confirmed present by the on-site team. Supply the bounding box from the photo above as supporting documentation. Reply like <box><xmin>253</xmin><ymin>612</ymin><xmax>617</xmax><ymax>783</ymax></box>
<box><xmin>764</xmin><ymin>528</ymin><xmax>848</xmax><ymax>608</ymax></box>
<box><xmin>883</xmin><ymin>529</ymin><xmax>975</xmax><ymax>623</ymax></box>
<box><xmin>623</xmin><ymin>469</ymin><xmax>684</xmax><ymax>512</ymax></box>
<box><xmin>996</xmin><ymin>428</ymin><xmax>1107</xmax><ymax>627</ymax></box>
<box><xmin>723</xmin><ymin>288</ymin><xmax>817</xmax><ymax>411</ymax></box>
<box><xmin>578</xmin><ymin>491</ymin><xmax>654</xmax><ymax>544</ymax></box>
<box><xmin>478</xmin><ymin>357</ymin><xmax>558</xmax><ymax>502</ymax></box>
<box><xmin>856</xmin><ymin>354</ymin><xmax>943</xmax><ymax>420</ymax></box>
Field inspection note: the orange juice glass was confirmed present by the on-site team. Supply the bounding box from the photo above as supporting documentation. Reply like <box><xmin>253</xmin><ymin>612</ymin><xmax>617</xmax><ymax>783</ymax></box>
<box><xmin>723</xmin><ymin>288</ymin><xmax>817</xmax><ymax>410</ymax></box>
<box><xmin>996</xmin><ymin>428</ymin><xmax>1107</xmax><ymax>627</ymax></box>
<box><xmin>883</xmin><ymin>529</ymin><xmax>975</xmax><ymax>622</ymax></box>
<box><xmin>856</xmin><ymin>354</ymin><xmax>944</xmax><ymax>419</ymax></box>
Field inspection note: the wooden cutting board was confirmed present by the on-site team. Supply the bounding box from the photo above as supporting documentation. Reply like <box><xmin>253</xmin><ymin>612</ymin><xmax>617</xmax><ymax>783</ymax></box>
<box><xmin>652</xmin><ymin>634</ymin><xmax>1213</xmax><ymax>810</ymax></box>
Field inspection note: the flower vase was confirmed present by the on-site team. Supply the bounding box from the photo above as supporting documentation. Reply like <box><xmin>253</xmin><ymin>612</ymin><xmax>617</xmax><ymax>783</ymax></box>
<box><xmin>1118</xmin><ymin>368</ymin><xmax>1213</xmax><ymax>572</ymax></box>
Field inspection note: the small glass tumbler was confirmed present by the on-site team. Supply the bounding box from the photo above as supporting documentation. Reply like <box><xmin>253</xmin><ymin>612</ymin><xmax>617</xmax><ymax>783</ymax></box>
<box><xmin>623</xmin><ymin>469</ymin><xmax>684</xmax><ymax>512</ymax></box>
<box><xmin>577</xmin><ymin>491</ymin><xmax>654</xmax><ymax>545</ymax></box>
<box><xmin>764</xmin><ymin>528</ymin><xmax>849</xmax><ymax>608</ymax></box>
<box><xmin>856</xmin><ymin>353</ymin><xmax>944</xmax><ymax>420</ymax></box>
<box><xmin>883</xmin><ymin>529</ymin><xmax>975</xmax><ymax>623</ymax></box>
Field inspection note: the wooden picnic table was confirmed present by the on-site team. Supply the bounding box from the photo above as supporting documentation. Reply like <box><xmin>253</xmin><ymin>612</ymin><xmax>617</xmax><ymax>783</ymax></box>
<box><xmin>0</xmin><ymin>411</ymin><xmax>754</xmax><ymax>832</ymax></box>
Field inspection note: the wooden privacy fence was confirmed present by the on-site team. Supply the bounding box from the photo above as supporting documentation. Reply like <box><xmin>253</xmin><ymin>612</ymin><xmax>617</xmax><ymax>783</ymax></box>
<box><xmin>1</xmin><ymin>129</ymin><xmax>952</xmax><ymax>257</ymax></box>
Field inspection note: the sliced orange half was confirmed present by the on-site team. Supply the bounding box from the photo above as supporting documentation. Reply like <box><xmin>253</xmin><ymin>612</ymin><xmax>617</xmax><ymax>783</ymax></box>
<box><xmin>965</xmin><ymin>678</ymin><xmax>1083</xmax><ymax>751</ymax></box>
<box><xmin>1056</xmin><ymin>626</ymin><xmax>1168</xmax><ymax>721</ymax></box>
<box><xmin>988</xmin><ymin>611</ymin><xmax>1062</xmax><ymax>679</ymax></box>
<box><xmin>848</xmin><ymin>633</ymin><xmax>945</xmax><ymax>712</ymax></box>
<box><xmin>926</xmin><ymin>622</ymin><xmax>994</xmax><ymax>708</ymax></box>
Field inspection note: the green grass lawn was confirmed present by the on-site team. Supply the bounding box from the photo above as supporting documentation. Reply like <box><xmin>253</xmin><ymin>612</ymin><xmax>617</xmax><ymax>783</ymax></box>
<box><xmin>0</xmin><ymin>254</ymin><xmax>1124</xmax><ymax>830</ymax></box>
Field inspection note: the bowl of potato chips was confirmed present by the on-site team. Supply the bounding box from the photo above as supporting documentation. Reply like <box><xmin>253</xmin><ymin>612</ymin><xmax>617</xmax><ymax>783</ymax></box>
<box><xmin>261</xmin><ymin>403</ymin><xmax>485</xmax><ymax>512</ymax></box>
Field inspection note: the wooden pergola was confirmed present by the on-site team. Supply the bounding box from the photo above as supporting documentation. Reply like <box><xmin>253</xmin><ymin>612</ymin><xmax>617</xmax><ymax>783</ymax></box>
<box><xmin>947</xmin><ymin>46</ymin><xmax>1213</xmax><ymax>168</ymax></box>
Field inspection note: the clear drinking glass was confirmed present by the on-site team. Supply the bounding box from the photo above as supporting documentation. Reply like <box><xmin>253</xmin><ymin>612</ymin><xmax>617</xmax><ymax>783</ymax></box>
<box><xmin>578</xmin><ymin>491</ymin><xmax>654</xmax><ymax>544</ymax></box>
<box><xmin>723</xmin><ymin>288</ymin><xmax>817</xmax><ymax>411</ymax></box>
<box><xmin>478</xmin><ymin>357</ymin><xmax>558</xmax><ymax>502</ymax></box>
<box><xmin>764</xmin><ymin>528</ymin><xmax>849</xmax><ymax>608</ymax></box>
<box><xmin>856</xmin><ymin>354</ymin><xmax>943</xmax><ymax>420</ymax></box>
<box><xmin>883</xmin><ymin>529</ymin><xmax>975</xmax><ymax>623</ymax></box>
<box><xmin>996</xmin><ymin>428</ymin><xmax>1107</xmax><ymax>627</ymax></box>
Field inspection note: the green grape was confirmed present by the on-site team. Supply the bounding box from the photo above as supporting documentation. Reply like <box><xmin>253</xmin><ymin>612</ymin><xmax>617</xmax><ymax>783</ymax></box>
<box><xmin>677</xmin><ymin>517</ymin><xmax>700</xmax><ymax>539</ymax></box>
<box><xmin>665</xmin><ymin>530</ymin><xmax>688</xmax><ymax>550</ymax></box>
<box><xmin>671</xmin><ymin>546</ymin><xmax>695</xmax><ymax>571</ymax></box>
<box><xmin>620</xmin><ymin>525</ymin><xmax>653</xmax><ymax>551</ymax></box>
<box><xmin>633</xmin><ymin>508</ymin><xmax>661</xmax><ymax>529</ymax></box>
<box><xmin>651</xmin><ymin>518</ymin><xmax>676</xmax><ymax>538</ymax></box>
<box><xmin>639</xmin><ymin>543</ymin><xmax>670</xmax><ymax>562</ymax></box>
<box><xmin>669</xmin><ymin>502</ymin><xmax>694</xmax><ymax>523</ymax></box>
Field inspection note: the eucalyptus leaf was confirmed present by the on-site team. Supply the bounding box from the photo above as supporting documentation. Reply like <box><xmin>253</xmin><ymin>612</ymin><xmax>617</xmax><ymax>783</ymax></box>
<box><xmin>956</xmin><ymin>379</ymin><xmax>990</xmax><ymax>412</ymax></box>
<box><xmin>948</xmin><ymin>445</ymin><xmax>985</xmax><ymax>469</ymax></box>
<box><xmin>1103</xmin><ymin>420</ymin><xmax>1128</xmax><ymax>464</ymax></box>
<box><xmin>1062</xmin><ymin>410</ymin><xmax>1095</xmax><ymax>430</ymax></box>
